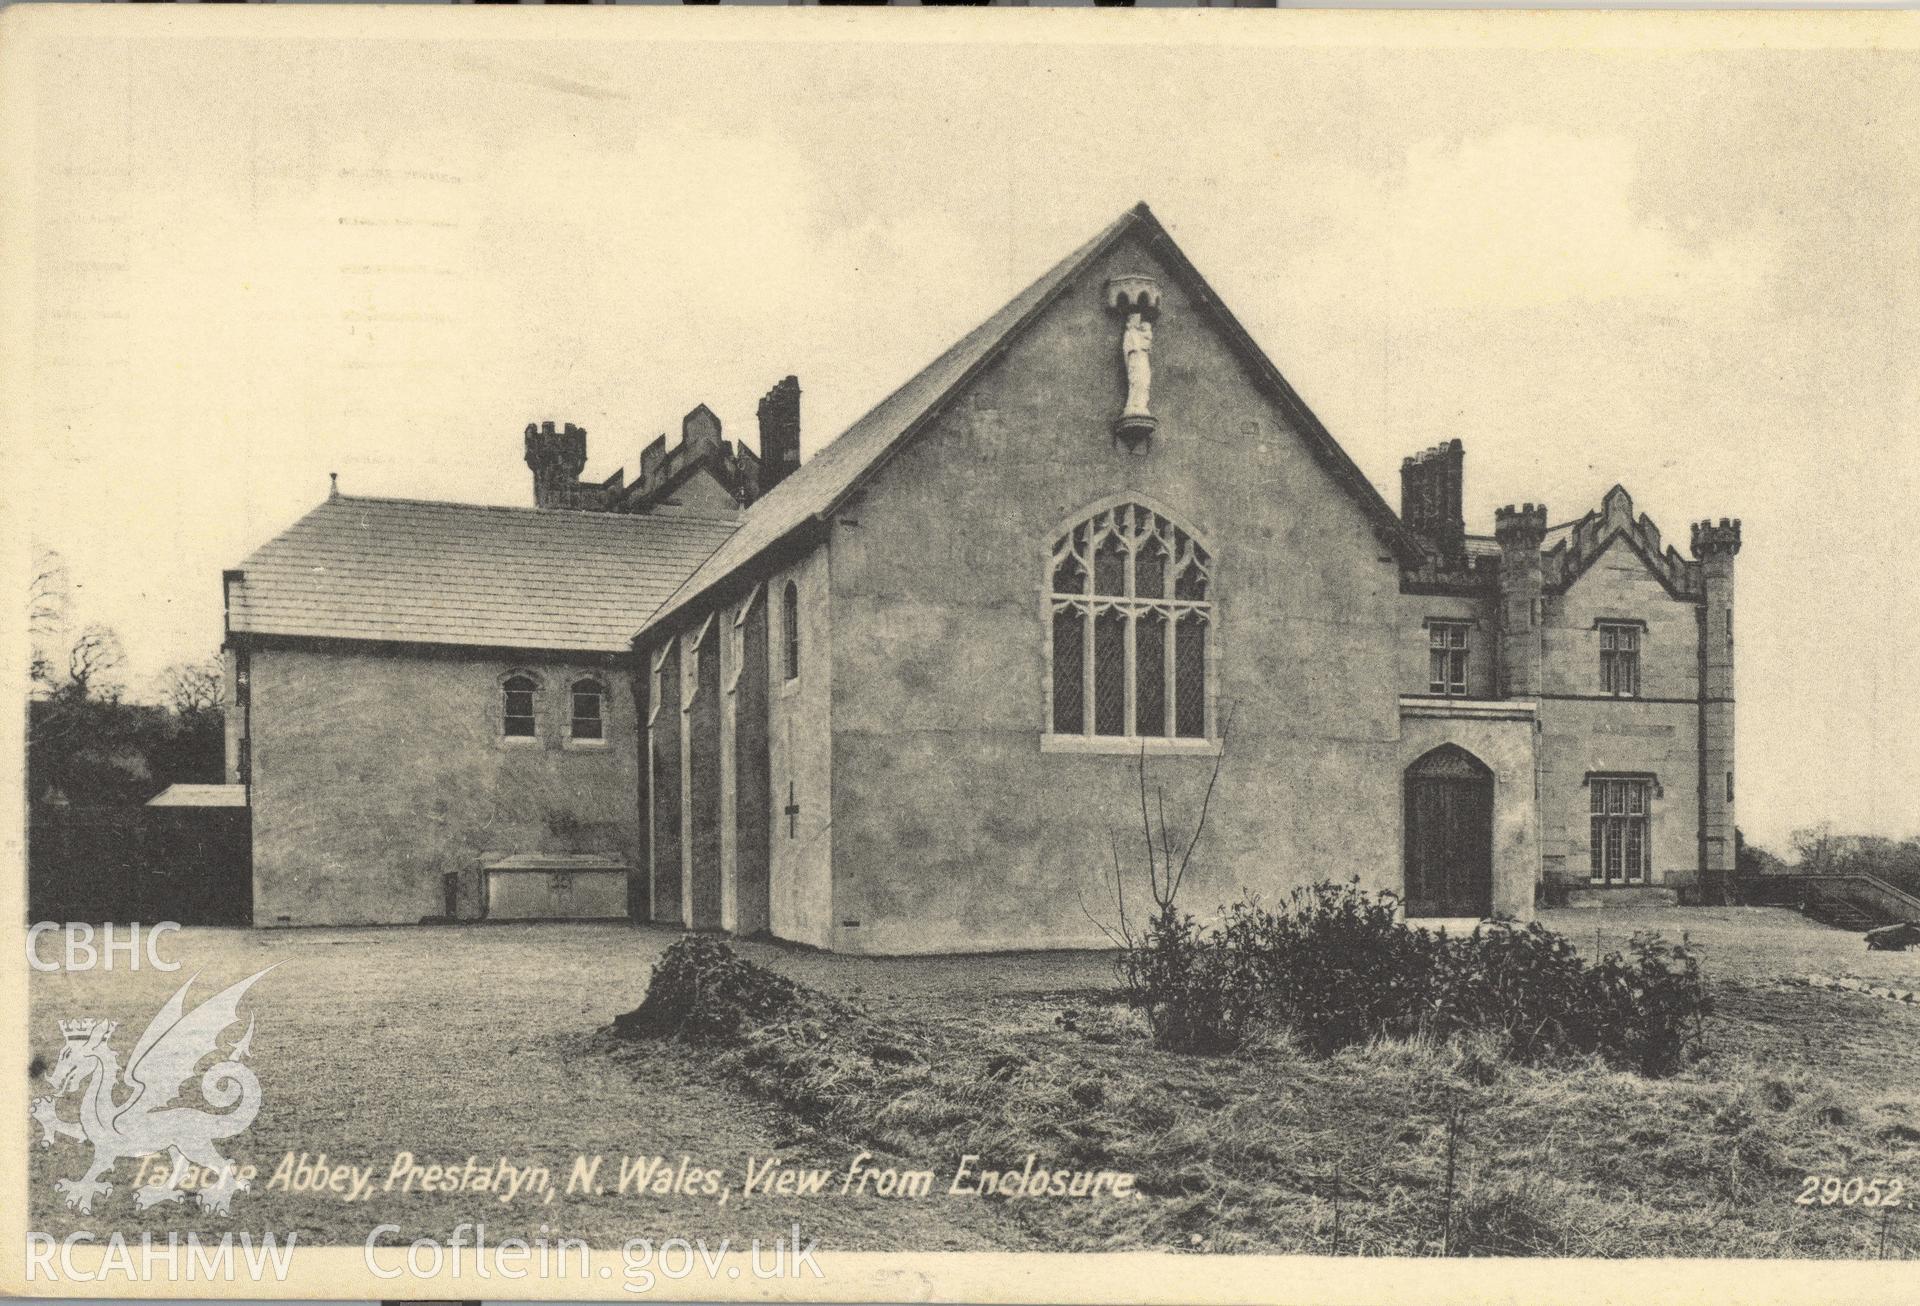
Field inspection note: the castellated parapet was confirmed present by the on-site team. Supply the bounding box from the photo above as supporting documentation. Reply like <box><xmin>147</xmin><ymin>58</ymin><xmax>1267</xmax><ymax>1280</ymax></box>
<box><xmin>524</xmin><ymin>421</ymin><xmax>624</xmax><ymax>510</ymax></box>
<box><xmin>1493</xmin><ymin>502</ymin><xmax>1548</xmax><ymax>550</ymax></box>
<box><xmin>1690</xmin><ymin>518</ymin><xmax>1743</xmax><ymax>558</ymax></box>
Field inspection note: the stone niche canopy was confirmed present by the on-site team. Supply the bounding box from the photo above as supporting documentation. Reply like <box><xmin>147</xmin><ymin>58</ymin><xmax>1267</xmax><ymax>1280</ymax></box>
<box><xmin>1104</xmin><ymin>273</ymin><xmax>1162</xmax><ymax>318</ymax></box>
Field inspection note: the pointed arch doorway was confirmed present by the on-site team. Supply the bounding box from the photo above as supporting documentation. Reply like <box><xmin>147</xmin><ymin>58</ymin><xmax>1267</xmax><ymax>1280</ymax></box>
<box><xmin>1403</xmin><ymin>745</ymin><xmax>1494</xmax><ymax>918</ymax></box>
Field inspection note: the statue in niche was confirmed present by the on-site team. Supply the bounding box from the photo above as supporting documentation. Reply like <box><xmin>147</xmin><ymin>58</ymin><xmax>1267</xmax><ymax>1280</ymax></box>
<box><xmin>1121</xmin><ymin>311</ymin><xmax>1154</xmax><ymax>418</ymax></box>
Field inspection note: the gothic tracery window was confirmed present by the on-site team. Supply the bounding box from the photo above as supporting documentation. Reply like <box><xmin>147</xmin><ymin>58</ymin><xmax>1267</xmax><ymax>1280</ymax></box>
<box><xmin>1048</xmin><ymin>503</ymin><xmax>1212</xmax><ymax>741</ymax></box>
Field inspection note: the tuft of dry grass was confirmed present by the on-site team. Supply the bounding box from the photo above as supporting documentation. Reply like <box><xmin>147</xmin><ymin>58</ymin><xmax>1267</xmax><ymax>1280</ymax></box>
<box><xmin>614</xmin><ymin>946</ymin><xmax>1920</xmax><ymax>1258</ymax></box>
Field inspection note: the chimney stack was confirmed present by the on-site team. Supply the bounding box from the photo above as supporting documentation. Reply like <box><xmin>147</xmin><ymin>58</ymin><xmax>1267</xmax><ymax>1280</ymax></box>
<box><xmin>524</xmin><ymin>420</ymin><xmax>588</xmax><ymax>509</ymax></box>
<box><xmin>1400</xmin><ymin>439</ymin><xmax>1466</xmax><ymax>563</ymax></box>
<box><xmin>757</xmin><ymin>376</ymin><xmax>802</xmax><ymax>496</ymax></box>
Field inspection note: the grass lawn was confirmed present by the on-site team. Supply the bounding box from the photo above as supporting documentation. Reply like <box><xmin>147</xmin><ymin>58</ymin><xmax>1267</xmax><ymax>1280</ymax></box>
<box><xmin>26</xmin><ymin>907</ymin><xmax>1920</xmax><ymax>1256</ymax></box>
<box><xmin>26</xmin><ymin>923</ymin><xmax>1028</xmax><ymax>1251</ymax></box>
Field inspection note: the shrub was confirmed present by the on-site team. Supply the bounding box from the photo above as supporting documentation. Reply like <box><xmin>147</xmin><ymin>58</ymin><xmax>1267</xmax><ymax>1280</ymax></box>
<box><xmin>1117</xmin><ymin>908</ymin><xmax>1262</xmax><ymax>1053</ymax></box>
<box><xmin>1222</xmin><ymin>882</ymin><xmax>1449</xmax><ymax>1054</ymax></box>
<box><xmin>1422</xmin><ymin>920</ymin><xmax>1709</xmax><ymax>1072</ymax></box>
<box><xmin>1582</xmin><ymin>931</ymin><xmax>1712</xmax><ymax>1076</ymax></box>
<box><xmin>611</xmin><ymin>934</ymin><xmax>807</xmax><ymax>1043</ymax></box>
<box><xmin>1116</xmin><ymin>880</ymin><xmax>1711</xmax><ymax>1075</ymax></box>
<box><xmin>1428</xmin><ymin>919</ymin><xmax>1599</xmax><ymax>1062</ymax></box>
<box><xmin>1118</xmin><ymin>881</ymin><xmax>1446</xmax><ymax>1055</ymax></box>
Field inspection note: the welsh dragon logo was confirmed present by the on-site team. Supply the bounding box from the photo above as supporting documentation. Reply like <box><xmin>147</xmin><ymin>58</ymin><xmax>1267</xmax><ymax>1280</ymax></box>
<box><xmin>33</xmin><ymin>967</ymin><xmax>274</xmax><ymax>1216</ymax></box>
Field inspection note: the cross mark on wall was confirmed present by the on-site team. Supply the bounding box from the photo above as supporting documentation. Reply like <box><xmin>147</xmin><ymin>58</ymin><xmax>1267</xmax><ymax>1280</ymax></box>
<box><xmin>785</xmin><ymin>782</ymin><xmax>800</xmax><ymax>838</ymax></box>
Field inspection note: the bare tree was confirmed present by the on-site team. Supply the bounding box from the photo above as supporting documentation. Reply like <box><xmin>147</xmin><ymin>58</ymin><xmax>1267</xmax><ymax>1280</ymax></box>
<box><xmin>1080</xmin><ymin>714</ymin><xmax>1231</xmax><ymax>954</ymax></box>
<box><xmin>1790</xmin><ymin>823</ymin><xmax>1838</xmax><ymax>876</ymax></box>
<box><xmin>28</xmin><ymin>547</ymin><xmax>71</xmax><ymax>695</ymax></box>
<box><xmin>65</xmin><ymin>624</ymin><xmax>126</xmax><ymax>701</ymax></box>
<box><xmin>29</xmin><ymin>623</ymin><xmax>127</xmax><ymax>750</ymax></box>
<box><xmin>161</xmin><ymin>656</ymin><xmax>223</xmax><ymax>716</ymax></box>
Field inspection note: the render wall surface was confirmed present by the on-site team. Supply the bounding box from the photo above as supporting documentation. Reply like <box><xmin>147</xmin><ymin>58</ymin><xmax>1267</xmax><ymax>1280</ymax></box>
<box><xmin>641</xmin><ymin>547</ymin><xmax>833</xmax><ymax>948</ymax></box>
<box><xmin>732</xmin><ymin>596</ymin><xmax>774</xmax><ymax>935</ymax></box>
<box><xmin>1537</xmin><ymin>542</ymin><xmax>1703</xmax><ymax>888</ymax></box>
<box><xmin>222</xmin><ymin>647</ymin><xmax>244</xmax><ymax>784</ymax></box>
<box><xmin>684</xmin><ymin>628</ymin><xmax>724</xmax><ymax>928</ymax></box>
<box><xmin>824</xmin><ymin>231</ymin><xmax>1411</xmax><ymax>955</ymax></box>
<box><xmin>248</xmin><ymin>644</ymin><xmax>640</xmax><ymax>926</ymax></box>
<box><xmin>647</xmin><ymin>645</ymin><xmax>683</xmax><ymax>923</ymax></box>
<box><xmin>668</xmin><ymin>470</ymin><xmax>743</xmax><ymax>515</ymax></box>
<box><xmin>767</xmin><ymin>551</ymin><xmax>834</xmax><ymax>947</ymax></box>
<box><xmin>1543</xmin><ymin>538</ymin><xmax>1699</xmax><ymax>701</ymax></box>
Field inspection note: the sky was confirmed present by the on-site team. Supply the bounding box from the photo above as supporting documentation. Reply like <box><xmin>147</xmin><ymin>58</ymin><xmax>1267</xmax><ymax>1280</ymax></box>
<box><xmin>8</xmin><ymin>12</ymin><xmax>1917</xmax><ymax>850</ymax></box>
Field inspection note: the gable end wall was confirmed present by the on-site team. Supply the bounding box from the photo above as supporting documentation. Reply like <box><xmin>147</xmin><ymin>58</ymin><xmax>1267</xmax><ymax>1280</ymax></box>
<box><xmin>1537</xmin><ymin>537</ymin><xmax>1703</xmax><ymax>890</ymax></box>
<box><xmin>823</xmin><ymin>233</ymin><xmax>1412</xmax><ymax>954</ymax></box>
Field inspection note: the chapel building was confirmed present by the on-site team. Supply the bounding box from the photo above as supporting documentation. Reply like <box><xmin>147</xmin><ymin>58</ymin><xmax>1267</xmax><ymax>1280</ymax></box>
<box><xmin>219</xmin><ymin>203</ymin><xmax>1741</xmax><ymax>950</ymax></box>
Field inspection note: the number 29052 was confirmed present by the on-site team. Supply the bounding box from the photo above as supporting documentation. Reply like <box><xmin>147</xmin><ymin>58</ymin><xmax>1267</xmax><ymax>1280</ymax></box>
<box><xmin>1796</xmin><ymin>1176</ymin><xmax>1904</xmax><ymax>1207</ymax></box>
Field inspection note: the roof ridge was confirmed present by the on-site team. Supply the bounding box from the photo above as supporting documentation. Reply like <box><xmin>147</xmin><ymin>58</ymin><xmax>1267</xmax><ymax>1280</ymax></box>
<box><xmin>328</xmin><ymin>492</ymin><xmax>743</xmax><ymax>528</ymax></box>
<box><xmin>637</xmin><ymin>204</ymin><xmax>1149</xmax><ymax>634</ymax></box>
<box><xmin>638</xmin><ymin>200</ymin><xmax>1425</xmax><ymax>637</ymax></box>
<box><xmin>233</xmin><ymin>487</ymin><xmax>746</xmax><ymax>652</ymax></box>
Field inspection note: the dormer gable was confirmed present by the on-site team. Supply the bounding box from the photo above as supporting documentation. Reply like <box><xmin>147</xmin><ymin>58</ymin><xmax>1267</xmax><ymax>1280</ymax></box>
<box><xmin>1543</xmin><ymin>485</ymin><xmax>1701</xmax><ymax>603</ymax></box>
<box><xmin>621</xmin><ymin>405</ymin><xmax>764</xmax><ymax>512</ymax></box>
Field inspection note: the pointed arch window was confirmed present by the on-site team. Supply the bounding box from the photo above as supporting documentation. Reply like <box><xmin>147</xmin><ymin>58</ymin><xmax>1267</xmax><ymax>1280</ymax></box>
<box><xmin>1047</xmin><ymin>502</ymin><xmax>1214</xmax><ymax>745</ymax></box>
<box><xmin>782</xmin><ymin>581</ymin><xmax>801</xmax><ymax>682</ymax></box>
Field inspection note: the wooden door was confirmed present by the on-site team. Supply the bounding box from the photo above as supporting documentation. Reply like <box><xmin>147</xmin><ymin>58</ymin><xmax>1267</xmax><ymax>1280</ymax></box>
<box><xmin>1403</xmin><ymin>746</ymin><xmax>1494</xmax><ymax>918</ymax></box>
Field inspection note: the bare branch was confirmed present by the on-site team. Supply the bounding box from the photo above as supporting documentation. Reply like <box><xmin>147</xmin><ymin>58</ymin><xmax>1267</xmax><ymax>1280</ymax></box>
<box><xmin>29</xmin><ymin>548</ymin><xmax>69</xmax><ymax>636</ymax></box>
<box><xmin>161</xmin><ymin>656</ymin><xmax>224</xmax><ymax>715</ymax></box>
<box><xmin>1170</xmin><ymin>711</ymin><xmax>1232</xmax><ymax>903</ymax></box>
<box><xmin>1137</xmin><ymin>740</ymin><xmax>1158</xmax><ymax>901</ymax></box>
<box><xmin>65</xmin><ymin>624</ymin><xmax>126</xmax><ymax>699</ymax></box>
<box><xmin>1156</xmin><ymin>784</ymin><xmax>1173</xmax><ymax>907</ymax></box>
<box><xmin>1077</xmin><ymin>878</ymin><xmax>1127</xmax><ymax>951</ymax></box>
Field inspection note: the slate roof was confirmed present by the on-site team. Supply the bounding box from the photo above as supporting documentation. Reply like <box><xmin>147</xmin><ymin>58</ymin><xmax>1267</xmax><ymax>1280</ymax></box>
<box><xmin>639</xmin><ymin>202</ymin><xmax>1422</xmax><ymax>636</ymax></box>
<box><xmin>229</xmin><ymin>494</ymin><xmax>740</xmax><ymax>653</ymax></box>
<box><xmin>231</xmin><ymin>205</ymin><xmax>1422</xmax><ymax>657</ymax></box>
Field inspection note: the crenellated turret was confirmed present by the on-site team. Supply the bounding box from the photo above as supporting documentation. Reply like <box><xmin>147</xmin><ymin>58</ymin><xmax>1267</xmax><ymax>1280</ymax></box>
<box><xmin>1690</xmin><ymin>518</ymin><xmax>1742</xmax><ymax>559</ymax></box>
<box><xmin>1692</xmin><ymin>517</ymin><xmax>1741</xmax><ymax>893</ymax></box>
<box><xmin>1494</xmin><ymin>503</ymin><xmax>1548</xmax><ymax>697</ymax></box>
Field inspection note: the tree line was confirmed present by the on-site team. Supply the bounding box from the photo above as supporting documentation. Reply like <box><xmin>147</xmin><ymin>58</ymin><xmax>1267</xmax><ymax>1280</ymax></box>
<box><xmin>29</xmin><ymin>548</ymin><xmax>224</xmax><ymax>808</ymax></box>
<box><xmin>1774</xmin><ymin>825</ymin><xmax>1920</xmax><ymax>897</ymax></box>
